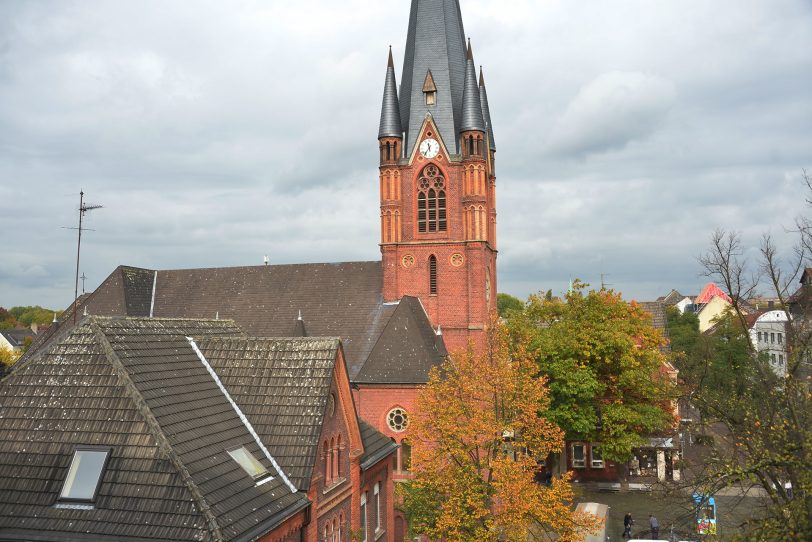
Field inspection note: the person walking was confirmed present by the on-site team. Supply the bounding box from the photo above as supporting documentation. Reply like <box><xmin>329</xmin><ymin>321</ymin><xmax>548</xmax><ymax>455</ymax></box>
<box><xmin>622</xmin><ymin>512</ymin><xmax>634</xmax><ymax>539</ymax></box>
<box><xmin>649</xmin><ymin>514</ymin><xmax>660</xmax><ymax>539</ymax></box>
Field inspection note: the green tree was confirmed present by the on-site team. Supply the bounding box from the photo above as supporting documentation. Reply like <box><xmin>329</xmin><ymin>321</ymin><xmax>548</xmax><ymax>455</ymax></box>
<box><xmin>665</xmin><ymin>306</ymin><xmax>700</xmax><ymax>356</ymax></box>
<box><xmin>679</xmin><ymin>220</ymin><xmax>812</xmax><ymax>540</ymax></box>
<box><xmin>497</xmin><ymin>293</ymin><xmax>523</xmax><ymax>318</ymax></box>
<box><xmin>507</xmin><ymin>282</ymin><xmax>676</xmax><ymax>462</ymax></box>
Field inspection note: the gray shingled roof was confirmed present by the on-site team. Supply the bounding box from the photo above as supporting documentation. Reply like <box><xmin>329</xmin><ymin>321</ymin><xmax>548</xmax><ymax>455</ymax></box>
<box><xmin>195</xmin><ymin>337</ymin><xmax>341</xmax><ymax>491</ymax></box>
<box><xmin>460</xmin><ymin>41</ymin><xmax>485</xmax><ymax>132</ymax></box>
<box><xmin>399</xmin><ymin>0</ymin><xmax>468</xmax><ymax>155</ymax></box>
<box><xmin>378</xmin><ymin>47</ymin><xmax>403</xmax><ymax>139</ymax></box>
<box><xmin>0</xmin><ymin>317</ymin><xmax>309</xmax><ymax>542</ymax></box>
<box><xmin>27</xmin><ymin>261</ymin><xmax>447</xmax><ymax>387</ymax></box>
<box><xmin>479</xmin><ymin>67</ymin><xmax>495</xmax><ymax>150</ymax></box>
<box><xmin>638</xmin><ymin>301</ymin><xmax>671</xmax><ymax>352</ymax></box>
<box><xmin>355</xmin><ymin>296</ymin><xmax>447</xmax><ymax>384</ymax></box>
<box><xmin>359</xmin><ymin>419</ymin><xmax>398</xmax><ymax>471</ymax></box>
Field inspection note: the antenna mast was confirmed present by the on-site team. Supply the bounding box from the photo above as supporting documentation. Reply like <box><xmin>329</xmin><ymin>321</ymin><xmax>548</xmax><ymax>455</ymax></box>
<box><xmin>72</xmin><ymin>190</ymin><xmax>103</xmax><ymax>323</ymax></box>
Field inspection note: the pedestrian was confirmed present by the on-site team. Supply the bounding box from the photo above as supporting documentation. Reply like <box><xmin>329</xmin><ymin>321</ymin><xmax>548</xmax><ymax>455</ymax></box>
<box><xmin>649</xmin><ymin>514</ymin><xmax>660</xmax><ymax>540</ymax></box>
<box><xmin>622</xmin><ymin>512</ymin><xmax>634</xmax><ymax>539</ymax></box>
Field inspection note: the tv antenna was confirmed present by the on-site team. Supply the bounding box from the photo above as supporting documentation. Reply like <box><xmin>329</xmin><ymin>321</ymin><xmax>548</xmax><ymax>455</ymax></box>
<box><xmin>63</xmin><ymin>190</ymin><xmax>103</xmax><ymax>323</ymax></box>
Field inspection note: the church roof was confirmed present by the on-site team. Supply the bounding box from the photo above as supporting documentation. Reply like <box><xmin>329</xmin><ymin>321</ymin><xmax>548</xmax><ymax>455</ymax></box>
<box><xmin>399</xmin><ymin>0</ymin><xmax>469</xmax><ymax>155</ymax></box>
<box><xmin>354</xmin><ymin>296</ymin><xmax>447</xmax><ymax>384</ymax></box>
<box><xmin>378</xmin><ymin>47</ymin><xmax>403</xmax><ymax>138</ymax></box>
<box><xmin>460</xmin><ymin>39</ymin><xmax>486</xmax><ymax>132</ymax></box>
<box><xmin>479</xmin><ymin>66</ymin><xmax>496</xmax><ymax>149</ymax></box>
<box><xmin>0</xmin><ymin>317</ymin><xmax>308</xmax><ymax>542</ymax></box>
<box><xmin>22</xmin><ymin>261</ymin><xmax>445</xmax><ymax>386</ymax></box>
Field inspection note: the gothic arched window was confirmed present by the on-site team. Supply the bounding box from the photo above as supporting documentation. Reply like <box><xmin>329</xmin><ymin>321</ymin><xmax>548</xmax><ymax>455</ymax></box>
<box><xmin>429</xmin><ymin>255</ymin><xmax>438</xmax><ymax>294</ymax></box>
<box><xmin>416</xmin><ymin>165</ymin><xmax>447</xmax><ymax>233</ymax></box>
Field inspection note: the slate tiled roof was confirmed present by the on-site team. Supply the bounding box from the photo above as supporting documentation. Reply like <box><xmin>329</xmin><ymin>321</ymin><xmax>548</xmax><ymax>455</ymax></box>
<box><xmin>0</xmin><ymin>317</ymin><xmax>309</xmax><ymax>542</ymax></box>
<box><xmin>399</xmin><ymin>0</ymin><xmax>469</xmax><ymax>155</ymax></box>
<box><xmin>359</xmin><ymin>419</ymin><xmax>398</xmax><ymax>471</ymax></box>
<box><xmin>195</xmin><ymin>337</ymin><xmax>341</xmax><ymax>491</ymax></box>
<box><xmin>27</xmin><ymin>261</ymin><xmax>445</xmax><ymax>386</ymax></box>
<box><xmin>355</xmin><ymin>296</ymin><xmax>446</xmax><ymax>384</ymax></box>
<box><xmin>150</xmin><ymin>262</ymin><xmax>393</xmax><ymax>379</ymax></box>
<box><xmin>638</xmin><ymin>301</ymin><xmax>671</xmax><ymax>352</ymax></box>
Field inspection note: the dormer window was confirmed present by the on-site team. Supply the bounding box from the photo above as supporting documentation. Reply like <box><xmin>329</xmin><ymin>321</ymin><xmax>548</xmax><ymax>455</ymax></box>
<box><xmin>59</xmin><ymin>447</ymin><xmax>111</xmax><ymax>502</ymax></box>
<box><xmin>423</xmin><ymin>70</ymin><xmax>437</xmax><ymax>106</ymax></box>
<box><xmin>228</xmin><ymin>446</ymin><xmax>272</xmax><ymax>484</ymax></box>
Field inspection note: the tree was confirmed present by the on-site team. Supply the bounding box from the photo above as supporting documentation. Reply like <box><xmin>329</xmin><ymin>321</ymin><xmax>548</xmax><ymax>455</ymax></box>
<box><xmin>666</xmin><ymin>306</ymin><xmax>701</xmax><ymax>356</ymax></box>
<box><xmin>507</xmin><ymin>282</ymin><xmax>676</xmax><ymax>463</ymax></box>
<box><xmin>0</xmin><ymin>347</ymin><xmax>20</xmax><ymax>378</ymax></box>
<box><xmin>401</xmin><ymin>320</ymin><xmax>601</xmax><ymax>542</ymax></box>
<box><xmin>679</xmin><ymin>211</ymin><xmax>812</xmax><ymax>539</ymax></box>
<box><xmin>497</xmin><ymin>293</ymin><xmax>523</xmax><ymax>318</ymax></box>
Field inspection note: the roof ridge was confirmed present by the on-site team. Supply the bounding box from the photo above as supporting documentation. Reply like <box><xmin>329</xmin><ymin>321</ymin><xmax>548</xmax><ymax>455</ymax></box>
<box><xmin>89</xmin><ymin>321</ymin><xmax>223</xmax><ymax>540</ymax></box>
<box><xmin>155</xmin><ymin>260</ymin><xmax>382</xmax><ymax>273</ymax></box>
<box><xmin>186</xmin><ymin>336</ymin><xmax>299</xmax><ymax>494</ymax></box>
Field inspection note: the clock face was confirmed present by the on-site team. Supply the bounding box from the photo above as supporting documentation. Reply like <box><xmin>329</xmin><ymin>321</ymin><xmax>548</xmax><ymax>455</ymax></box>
<box><xmin>419</xmin><ymin>138</ymin><xmax>440</xmax><ymax>159</ymax></box>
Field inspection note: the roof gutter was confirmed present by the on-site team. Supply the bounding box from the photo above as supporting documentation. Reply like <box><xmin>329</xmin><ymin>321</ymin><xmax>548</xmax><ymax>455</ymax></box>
<box><xmin>233</xmin><ymin>497</ymin><xmax>311</xmax><ymax>542</ymax></box>
<box><xmin>360</xmin><ymin>441</ymin><xmax>399</xmax><ymax>471</ymax></box>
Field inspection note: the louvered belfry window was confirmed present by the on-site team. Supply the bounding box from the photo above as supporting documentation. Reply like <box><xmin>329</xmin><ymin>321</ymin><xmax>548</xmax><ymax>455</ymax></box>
<box><xmin>417</xmin><ymin>165</ymin><xmax>447</xmax><ymax>233</ymax></box>
<box><xmin>429</xmin><ymin>255</ymin><xmax>438</xmax><ymax>294</ymax></box>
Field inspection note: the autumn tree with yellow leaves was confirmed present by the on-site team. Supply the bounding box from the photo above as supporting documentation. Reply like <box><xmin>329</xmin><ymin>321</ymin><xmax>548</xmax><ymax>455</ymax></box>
<box><xmin>400</xmin><ymin>320</ymin><xmax>601</xmax><ymax>542</ymax></box>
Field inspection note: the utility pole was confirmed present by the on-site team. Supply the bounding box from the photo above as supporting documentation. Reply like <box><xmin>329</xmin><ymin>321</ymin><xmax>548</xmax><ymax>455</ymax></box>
<box><xmin>71</xmin><ymin>191</ymin><xmax>102</xmax><ymax>323</ymax></box>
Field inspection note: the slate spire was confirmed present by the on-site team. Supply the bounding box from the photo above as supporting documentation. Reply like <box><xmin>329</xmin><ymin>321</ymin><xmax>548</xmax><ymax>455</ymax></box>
<box><xmin>460</xmin><ymin>38</ymin><xmax>486</xmax><ymax>133</ymax></box>
<box><xmin>479</xmin><ymin>66</ymin><xmax>495</xmax><ymax>150</ymax></box>
<box><xmin>398</xmin><ymin>0</ymin><xmax>469</xmax><ymax>154</ymax></box>
<box><xmin>378</xmin><ymin>46</ymin><xmax>403</xmax><ymax>139</ymax></box>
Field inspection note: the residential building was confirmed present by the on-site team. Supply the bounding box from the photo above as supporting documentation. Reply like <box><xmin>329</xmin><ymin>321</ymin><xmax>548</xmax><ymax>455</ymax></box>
<box><xmin>0</xmin><ymin>317</ymin><xmax>397</xmax><ymax>542</ymax></box>
<box><xmin>747</xmin><ymin>310</ymin><xmax>789</xmax><ymax>375</ymax></box>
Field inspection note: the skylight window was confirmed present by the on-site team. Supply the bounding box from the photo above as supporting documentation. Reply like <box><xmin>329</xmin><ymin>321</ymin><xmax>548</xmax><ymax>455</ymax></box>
<box><xmin>228</xmin><ymin>446</ymin><xmax>271</xmax><ymax>482</ymax></box>
<box><xmin>59</xmin><ymin>447</ymin><xmax>111</xmax><ymax>502</ymax></box>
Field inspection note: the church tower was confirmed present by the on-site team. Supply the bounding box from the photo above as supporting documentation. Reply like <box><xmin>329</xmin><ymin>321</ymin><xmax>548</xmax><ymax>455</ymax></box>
<box><xmin>377</xmin><ymin>0</ymin><xmax>497</xmax><ymax>353</ymax></box>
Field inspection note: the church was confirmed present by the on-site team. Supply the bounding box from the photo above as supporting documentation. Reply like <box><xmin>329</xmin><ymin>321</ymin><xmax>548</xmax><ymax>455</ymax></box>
<box><xmin>2</xmin><ymin>1</ymin><xmax>498</xmax><ymax>541</ymax></box>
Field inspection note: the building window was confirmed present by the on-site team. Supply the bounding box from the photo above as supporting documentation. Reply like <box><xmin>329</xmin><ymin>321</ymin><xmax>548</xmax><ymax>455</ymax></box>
<box><xmin>227</xmin><ymin>446</ymin><xmax>271</xmax><ymax>483</ymax></box>
<box><xmin>771</xmin><ymin>332</ymin><xmax>775</xmax><ymax>344</ymax></box>
<box><xmin>374</xmin><ymin>482</ymin><xmax>382</xmax><ymax>532</ymax></box>
<box><xmin>387</xmin><ymin>407</ymin><xmax>409</xmax><ymax>432</ymax></box>
<box><xmin>572</xmin><ymin>443</ymin><xmax>586</xmax><ymax>468</ymax></box>
<box><xmin>401</xmin><ymin>439</ymin><xmax>412</xmax><ymax>472</ymax></box>
<box><xmin>60</xmin><ymin>447</ymin><xmax>111</xmax><ymax>502</ymax></box>
<box><xmin>423</xmin><ymin>69</ymin><xmax>436</xmax><ymax>106</ymax></box>
<box><xmin>429</xmin><ymin>255</ymin><xmax>438</xmax><ymax>294</ymax></box>
<box><xmin>590</xmin><ymin>445</ymin><xmax>604</xmax><ymax>468</ymax></box>
<box><xmin>778</xmin><ymin>333</ymin><xmax>783</xmax><ymax>344</ymax></box>
<box><xmin>335</xmin><ymin>434</ymin><xmax>341</xmax><ymax>478</ymax></box>
<box><xmin>757</xmin><ymin>331</ymin><xmax>762</xmax><ymax>342</ymax></box>
<box><xmin>771</xmin><ymin>353</ymin><xmax>776</xmax><ymax>363</ymax></box>
<box><xmin>360</xmin><ymin>492</ymin><xmax>368</xmax><ymax>542</ymax></box>
<box><xmin>416</xmin><ymin>165</ymin><xmax>447</xmax><ymax>233</ymax></box>
<box><xmin>324</xmin><ymin>440</ymin><xmax>332</xmax><ymax>483</ymax></box>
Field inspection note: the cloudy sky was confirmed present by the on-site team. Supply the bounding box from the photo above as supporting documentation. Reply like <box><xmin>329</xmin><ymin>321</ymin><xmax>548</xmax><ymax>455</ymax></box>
<box><xmin>1</xmin><ymin>0</ymin><xmax>811</xmax><ymax>310</ymax></box>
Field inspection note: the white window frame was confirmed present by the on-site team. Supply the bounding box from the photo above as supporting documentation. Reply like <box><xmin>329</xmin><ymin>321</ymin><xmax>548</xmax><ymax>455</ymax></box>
<box><xmin>571</xmin><ymin>443</ymin><xmax>586</xmax><ymax>468</ymax></box>
<box><xmin>374</xmin><ymin>482</ymin><xmax>382</xmax><ymax>533</ymax></box>
<box><xmin>590</xmin><ymin>444</ymin><xmax>604</xmax><ymax>469</ymax></box>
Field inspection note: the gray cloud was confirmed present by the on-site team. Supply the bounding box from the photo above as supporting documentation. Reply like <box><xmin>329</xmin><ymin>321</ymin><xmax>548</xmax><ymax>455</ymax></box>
<box><xmin>1</xmin><ymin>0</ymin><xmax>811</xmax><ymax>309</ymax></box>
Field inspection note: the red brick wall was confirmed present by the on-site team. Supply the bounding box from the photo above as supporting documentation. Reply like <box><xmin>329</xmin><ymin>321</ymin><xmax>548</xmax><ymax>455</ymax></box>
<box><xmin>309</xmin><ymin>378</ymin><xmax>354</xmax><ymax>541</ymax></box>
<box><xmin>379</xmin><ymin>124</ymin><xmax>497</xmax><ymax>352</ymax></box>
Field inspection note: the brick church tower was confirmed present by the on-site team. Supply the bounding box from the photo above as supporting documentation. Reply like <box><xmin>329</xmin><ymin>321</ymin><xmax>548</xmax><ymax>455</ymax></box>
<box><xmin>377</xmin><ymin>0</ymin><xmax>497</xmax><ymax>353</ymax></box>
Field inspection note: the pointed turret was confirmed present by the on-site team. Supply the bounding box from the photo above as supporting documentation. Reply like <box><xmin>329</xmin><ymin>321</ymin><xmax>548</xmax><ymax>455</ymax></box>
<box><xmin>479</xmin><ymin>66</ymin><xmax>495</xmax><ymax>150</ymax></box>
<box><xmin>378</xmin><ymin>47</ymin><xmax>403</xmax><ymax>139</ymax></box>
<box><xmin>460</xmin><ymin>39</ymin><xmax>486</xmax><ymax>133</ymax></box>
<box><xmin>291</xmin><ymin>310</ymin><xmax>307</xmax><ymax>337</ymax></box>
<box><xmin>399</xmin><ymin>0</ymin><xmax>468</xmax><ymax>154</ymax></box>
